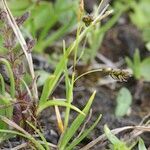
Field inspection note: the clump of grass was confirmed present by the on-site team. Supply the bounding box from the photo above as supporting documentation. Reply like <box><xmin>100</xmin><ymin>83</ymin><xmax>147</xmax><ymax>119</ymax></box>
<box><xmin>0</xmin><ymin>0</ymin><xmax>140</xmax><ymax>149</ymax></box>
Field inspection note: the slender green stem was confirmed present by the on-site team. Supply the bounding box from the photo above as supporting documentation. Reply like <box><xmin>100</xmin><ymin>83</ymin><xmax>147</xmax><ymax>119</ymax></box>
<box><xmin>73</xmin><ymin>24</ymin><xmax>83</xmax><ymax>70</ymax></box>
<box><xmin>74</xmin><ymin>68</ymin><xmax>103</xmax><ymax>82</ymax></box>
<box><xmin>20</xmin><ymin>79</ymin><xmax>32</xmax><ymax>99</ymax></box>
<box><xmin>64</xmin><ymin>73</ymin><xmax>75</xmax><ymax>129</ymax></box>
<box><xmin>40</xmin><ymin>2</ymin><xmax>112</xmax><ymax>103</ymax></box>
<box><xmin>26</xmin><ymin>121</ymin><xmax>50</xmax><ymax>150</ymax></box>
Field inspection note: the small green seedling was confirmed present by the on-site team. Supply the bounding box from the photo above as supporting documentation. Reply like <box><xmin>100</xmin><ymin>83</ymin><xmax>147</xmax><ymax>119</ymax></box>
<box><xmin>126</xmin><ymin>49</ymin><xmax>150</xmax><ymax>82</ymax></box>
<box><xmin>115</xmin><ymin>87</ymin><xmax>132</xmax><ymax>117</ymax></box>
<box><xmin>104</xmin><ymin>125</ymin><xmax>130</xmax><ymax>150</ymax></box>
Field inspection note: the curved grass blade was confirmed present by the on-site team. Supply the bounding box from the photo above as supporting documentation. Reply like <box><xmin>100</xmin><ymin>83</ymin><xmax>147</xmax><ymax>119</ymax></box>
<box><xmin>37</xmin><ymin>99</ymin><xmax>85</xmax><ymax>116</ymax></box>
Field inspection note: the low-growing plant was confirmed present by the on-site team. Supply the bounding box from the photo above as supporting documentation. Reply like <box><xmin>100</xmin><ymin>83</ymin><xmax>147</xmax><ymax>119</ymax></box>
<box><xmin>115</xmin><ymin>48</ymin><xmax>150</xmax><ymax>119</ymax></box>
<box><xmin>126</xmin><ymin>49</ymin><xmax>150</xmax><ymax>82</ymax></box>
<box><xmin>76</xmin><ymin>0</ymin><xmax>130</xmax><ymax>64</ymax></box>
<box><xmin>104</xmin><ymin>125</ymin><xmax>130</xmax><ymax>150</ymax></box>
<box><xmin>0</xmin><ymin>0</ymin><xmax>138</xmax><ymax>149</ymax></box>
<box><xmin>2</xmin><ymin>0</ymin><xmax>78</xmax><ymax>53</ymax></box>
<box><xmin>0</xmin><ymin>0</ymin><xmax>117</xmax><ymax>149</ymax></box>
<box><xmin>129</xmin><ymin>0</ymin><xmax>150</xmax><ymax>43</ymax></box>
<box><xmin>115</xmin><ymin>87</ymin><xmax>132</xmax><ymax>118</ymax></box>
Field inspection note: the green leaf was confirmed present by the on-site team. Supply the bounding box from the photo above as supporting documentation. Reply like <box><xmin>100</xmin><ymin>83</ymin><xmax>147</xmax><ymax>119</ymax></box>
<box><xmin>8</xmin><ymin>0</ymin><xmax>32</xmax><ymax>15</ymax></box>
<box><xmin>146</xmin><ymin>41</ymin><xmax>150</xmax><ymax>51</ymax></box>
<box><xmin>138</xmin><ymin>138</ymin><xmax>147</xmax><ymax>150</ymax></box>
<box><xmin>126</xmin><ymin>57</ymin><xmax>134</xmax><ymax>70</ymax></box>
<box><xmin>130</xmin><ymin>0</ymin><xmax>150</xmax><ymax>29</ymax></box>
<box><xmin>29</xmin><ymin>2</ymin><xmax>53</xmax><ymax>31</ymax></box>
<box><xmin>64</xmin><ymin>66</ymin><xmax>73</xmax><ymax>129</ymax></box>
<box><xmin>104</xmin><ymin>124</ymin><xmax>122</xmax><ymax>144</ymax></box>
<box><xmin>39</xmin><ymin>75</ymin><xmax>55</xmax><ymax>105</ymax></box>
<box><xmin>0</xmin><ymin>116</ymin><xmax>45</xmax><ymax>150</ymax></box>
<box><xmin>0</xmin><ymin>58</ymin><xmax>15</xmax><ymax>98</ymax></box>
<box><xmin>38</xmin><ymin>15</ymin><xmax>75</xmax><ymax>50</ymax></box>
<box><xmin>142</xmin><ymin>28</ymin><xmax>150</xmax><ymax>42</ymax></box>
<box><xmin>0</xmin><ymin>95</ymin><xmax>13</xmax><ymax>131</ymax></box>
<box><xmin>115</xmin><ymin>87</ymin><xmax>132</xmax><ymax>117</ymax></box>
<box><xmin>37</xmin><ymin>99</ymin><xmax>85</xmax><ymax>116</ymax></box>
<box><xmin>133</xmin><ymin>49</ymin><xmax>141</xmax><ymax>79</ymax></box>
<box><xmin>26</xmin><ymin>121</ymin><xmax>50</xmax><ymax>150</ymax></box>
<box><xmin>104</xmin><ymin>125</ymin><xmax>130</xmax><ymax>150</ymax></box>
<box><xmin>39</xmin><ymin>49</ymin><xmax>68</xmax><ymax>105</ymax></box>
<box><xmin>58</xmin><ymin>91</ymin><xmax>96</xmax><ymax>150</ymax></box>
<box><xmin>66</xmin><ymin>114</ymin><xmax>102</xmax><ymax>150</ymax></box>
<box><xmin>140</xmin><ymin>57</ymin><xmax>150</xmax><ymax>81</ymax></box>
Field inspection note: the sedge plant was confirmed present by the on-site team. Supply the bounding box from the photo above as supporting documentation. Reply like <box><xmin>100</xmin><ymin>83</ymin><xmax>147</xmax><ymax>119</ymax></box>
<box><xmin>0</xmin><ymin>0</ymin><xmax>131</xmax><ymax>149</ymax></box>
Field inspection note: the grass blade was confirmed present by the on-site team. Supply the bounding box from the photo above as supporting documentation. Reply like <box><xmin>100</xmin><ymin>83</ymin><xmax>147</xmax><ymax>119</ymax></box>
<box><xmin>138</xmin><ymin>138</ymin><xmax>147</xmax><ymax>150</ymax></box>
<box><xmin>39</xmin><ymin>4</ymin><xmax>109</xmax><ymax>104</ymax></box>
<box><xmin>58</xmin><ymin>91</ymin><xmax>96</xmax><ymax>149</ymax></box>
<box><xmin>39</xmin><ymin>75</ymin><xmax>55</xmax><ymax>105</ymax></box>
<box><xmin>104</xmin><ymin>124</ymin><xmax>129</xmax><ymax>150</ymax></box>
<box><xmin>26</xmin><ymin>121</ymin><xmax>50</xmax><ymax>150</ymax></box>
<box><xmin>66</xmin><ymin>114</ymin><xmax>102</xmax><ymax>150</ymax></box>
<box><xmin>0</xmin><ymin>116</ymin><xmax>45</xmax><ymax>150</ymax></box>
<box><xmin>37</xmin><ymin>99</ymin><xmax>85</xmax><ymax>116</ymax></box>
<box><xmin>64</xmin><ymin>68</ymin><xmax>74</xmax><ymax>129</ymax></box>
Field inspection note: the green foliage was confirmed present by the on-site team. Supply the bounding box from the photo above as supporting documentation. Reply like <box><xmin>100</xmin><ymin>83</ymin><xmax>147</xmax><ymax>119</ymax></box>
<box><xmin>126</xmin><ymin>49</ymin><xmax>150</xmax><ymax>81</ymax></box>
<box><xmin>8</xmin><ymin>0</ymin><xmax>77</xmax><ymax>53</ymax></box>
<box><xmin>37</xmin><ymin>99</ymin><xmax>85</xmax><ymax>116</ymax></box>
<box><xmin>81</xmin><ymin>1</ymin><xmax>128</xmax><ymax>63</ymax></box>
<box><xmin>115</xmin><ymin>87</ymin><xmax>132</xmax><ymax>117</ymax></box>
<box><xmin>146</xmin><ymin>42</ymin><xmax>150</xmax><ymax>51</ymax></box>
<box><xmin>0</xmin><ymin>59</ymin><xmax>14</xmax><ymax>139</ymax></box>
<box><xmin>0</xmin><ymin>1</ymin><xmax>134</xmax><ymax>147</ymax></box>
<box><xmin>127</xmin><ymin>49</ymin><xmax>141</xmax><ymax>79</ymax></box>
<box><xmin>129</xmin><ymin>0</ymin><xmax>150</xmax><ymax>47</ymax></box>
<box><xmin>138</xmin><ymin>138</ymin><xmax>147</xmax><ymax>150</ymax></box>
<box><xmin>104</xmin><ymin>125</ymin><xmax>130</xmax><ymax>150</ymax></box>
<box><xmin>0</xmin><ymin>96</ymin><xmax>14</xmax><ymax>140</ymax></box>
<box><xmin>65</xmin><ymin>114</ymin><xmax>102</xmax><ymax>150</ymax></box>
<box><xmin>26</xmin><ymin>121</ymin><xmax>50</xmax><ymax>150</ymax></box>
<box><xmin>0</xmin><ymin>59</ymin><xmax>15</xmax><ymax>98</ymax></box>
<box><xmin>0</xmin><ymin>0</ymin><xmax>139</xmax><ymax>149</ymax></box>
<box><xmin>0</xmin><ymin>116</ymin><xmax>46</xmax><ymax>150</ymax></box>
<box><xmin>64</xmin><ymin>63</ymin><xmax>74</xmax><ymax>129</ymax></box>
<box><xmin>140</xmin><ymin>57</ymin><xmax>150</xmax><ymax>81</ymax></box>
<box><xmin>58</xmin><ymin>91</ymin><xmax>96</xmax><ymax>149</ymax></box>
<box><xmin>129</xmin><ymin>0</ymin><xmax>150</xmax><ymax>30</ymax></box>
